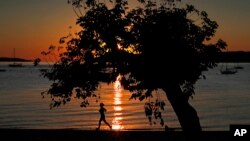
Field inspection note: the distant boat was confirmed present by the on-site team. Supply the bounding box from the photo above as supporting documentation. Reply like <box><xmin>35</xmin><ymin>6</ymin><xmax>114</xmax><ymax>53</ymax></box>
<box><xmin>8</xmin><ymin>48</ymin><xmax>23</xmax><ymax>67</ymax></box>
<box><xmin>220</xmin><ymin>67</ymin><xmax>237</xmax><ymax>75</ymax></box>
<box><xmin>39</xmin><ymin>68</ymin><xmax>48</xmax><ymax>72</ymax></box>
<box><xmin>220</xmin><ymin>63</ymin><xmax>237</xmax><ymax>75</ymax></box>
<box><xmin>9</xmin><ymin>63</ymin><xmax>23</xmax><ymax>67</ymax></box>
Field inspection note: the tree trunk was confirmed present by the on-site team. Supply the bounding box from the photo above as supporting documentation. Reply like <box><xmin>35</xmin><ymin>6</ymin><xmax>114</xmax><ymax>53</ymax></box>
<box><xmin>162</xmin><ymin>84</ymin><xmax>202</xmax><ymax>133</ymax></box>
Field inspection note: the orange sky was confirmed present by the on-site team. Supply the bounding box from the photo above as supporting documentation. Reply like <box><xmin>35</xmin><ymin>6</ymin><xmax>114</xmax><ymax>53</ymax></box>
<box><xmin>0</xmin><ymin>0</ymin><xmax>78</xmax><ymax>60</ymax></box>
<box><xmin>0</xmin><ymin>0</ymin><xmax>250</xmax><ymax>60</ymax></box>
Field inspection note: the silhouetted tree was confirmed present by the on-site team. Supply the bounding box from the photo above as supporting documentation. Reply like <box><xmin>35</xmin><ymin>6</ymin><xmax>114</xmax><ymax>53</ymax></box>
<box><xmin>40</xmin><ymin>0</ymin><xmax>226</xmax><ymax>134</ymax></box>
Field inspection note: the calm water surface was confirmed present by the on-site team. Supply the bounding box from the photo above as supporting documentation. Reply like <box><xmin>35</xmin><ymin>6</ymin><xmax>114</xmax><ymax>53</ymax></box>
<box><xmin>0</xmin><ymin>62</ymin><xmax>249</xmax><ymax>131</ymax></box>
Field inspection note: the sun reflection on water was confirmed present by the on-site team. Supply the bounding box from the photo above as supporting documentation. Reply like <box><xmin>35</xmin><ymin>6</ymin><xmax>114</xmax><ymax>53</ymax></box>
<box><xmin>112</xmin><ymin>76</ymin><xmax>124</xmax><ymax>130</ymax></box>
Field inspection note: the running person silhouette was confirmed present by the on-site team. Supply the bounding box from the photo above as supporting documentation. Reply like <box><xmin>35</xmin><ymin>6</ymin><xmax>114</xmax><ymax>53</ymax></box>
<box><xmin>96</xmin><ymin>103</ymin><xmax>112</xmax><ymax>130</ymax></box>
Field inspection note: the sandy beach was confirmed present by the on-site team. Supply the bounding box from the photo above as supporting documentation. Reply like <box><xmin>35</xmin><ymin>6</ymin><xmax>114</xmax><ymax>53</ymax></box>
<box><xmin>0</xmin><ymin>129</ymin><xmax>232</xmax><ymax>141</ymax></box>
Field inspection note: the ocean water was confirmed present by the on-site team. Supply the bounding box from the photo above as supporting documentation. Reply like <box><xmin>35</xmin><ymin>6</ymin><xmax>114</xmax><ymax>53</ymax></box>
<box><xmin>0</xmin><ymin>62</ymin><xmax>249</xmax><ymax>131</ymax></box>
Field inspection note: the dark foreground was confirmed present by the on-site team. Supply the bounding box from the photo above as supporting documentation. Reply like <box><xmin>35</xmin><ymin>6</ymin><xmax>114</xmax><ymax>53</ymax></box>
<box><xmin>0</xmin><ymin>129</ymin><xmax>234</xmax><ymax>141</ymax></box>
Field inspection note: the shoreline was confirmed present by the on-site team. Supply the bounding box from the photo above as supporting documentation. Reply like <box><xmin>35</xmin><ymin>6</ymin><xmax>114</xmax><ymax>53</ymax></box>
<box><xmin>1</xmin><ymin>51</ymin><xmax>250</xmax><ymax>63</ymax></box>
<box><xmin>0</xmin><ymin>129</ymin><xmax>231</xmax><ymax>141</ymax></box>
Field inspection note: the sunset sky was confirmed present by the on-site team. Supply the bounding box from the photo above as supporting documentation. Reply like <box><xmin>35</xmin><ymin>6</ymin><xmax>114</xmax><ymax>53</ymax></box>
<box><xmin>0</xmin><ymin>0</ymin><xmax>250</xmax><ymax>60</ymax></box>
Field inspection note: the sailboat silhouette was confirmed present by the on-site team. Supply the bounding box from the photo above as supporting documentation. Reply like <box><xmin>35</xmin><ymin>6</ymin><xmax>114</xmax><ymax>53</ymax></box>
<box><xmin>220</xmin><ymin>63</ymin><xmax>237</xmax><ymax>75</ymax></box>
<box><xmin>8</xmin><ymin>48</ymin><xmax>23</xmax><ymax>67</ymax></box>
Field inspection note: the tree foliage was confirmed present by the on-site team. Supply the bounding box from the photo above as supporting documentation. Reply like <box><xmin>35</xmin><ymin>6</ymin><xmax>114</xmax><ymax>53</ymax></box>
<box><xmin>39</xmin><ymin>0</ymin><xmax>226</xmax><ymax>131</ymax></box>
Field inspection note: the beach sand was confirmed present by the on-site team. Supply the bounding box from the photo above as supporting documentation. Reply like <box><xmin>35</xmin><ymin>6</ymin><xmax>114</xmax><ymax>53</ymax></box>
<box><xmin>0</xmin><ymin>129</ymin><xmax>232</xmax><ymax>141</ymax></box>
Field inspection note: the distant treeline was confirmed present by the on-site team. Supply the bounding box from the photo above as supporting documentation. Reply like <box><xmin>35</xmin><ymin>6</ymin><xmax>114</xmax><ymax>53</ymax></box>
<box><xmin>1</xmin><ymin>51</ymin><xmax>249</xmax><ymax>62</ymax></box>
<box><xmin>0</xmin><ymin>57</ymin><xmax>31</xmax><ymax>62</ymax></box>
<box><xmin>217</xmin><ymin>51</ymin><xmax>250</xmax><ymax>62</ymax></box>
